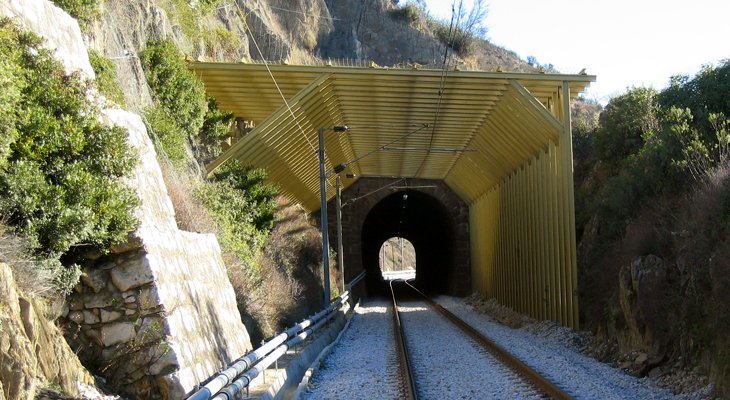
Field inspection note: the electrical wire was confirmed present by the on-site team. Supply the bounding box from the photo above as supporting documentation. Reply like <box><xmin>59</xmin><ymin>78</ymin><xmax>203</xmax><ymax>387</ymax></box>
<box><xmin>413</xmin><ymin>1</ymin><xmax>460</xmax><ymax>178</ymax></box>
<box><xmin>343</xmin><ymin>178</ymin><xmax>406</xmax><ymax>207</ymax></box>
<box><xmin>338</xmin><ymin>124</ymin><xmax>430</xmax><ymax>170</ymax></box>
<box><xmin>240</xmin><ymin>11</ymin><xmax>317</xmax><ymax>154</ymax></box>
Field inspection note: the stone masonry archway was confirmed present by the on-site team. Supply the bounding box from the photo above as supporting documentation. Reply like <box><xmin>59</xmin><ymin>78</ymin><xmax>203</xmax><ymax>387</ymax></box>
<box><xmin>326</xmin><ymin>177</ymin><xmax>470</xmax><ymax>298</ymax></box>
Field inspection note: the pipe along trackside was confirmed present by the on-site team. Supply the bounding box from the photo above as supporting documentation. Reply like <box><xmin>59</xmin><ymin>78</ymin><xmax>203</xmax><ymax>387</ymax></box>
<box><xmin>187</xmin><ymin>292</ymin><xmax>350</xmax><ymax>400</ymax></box>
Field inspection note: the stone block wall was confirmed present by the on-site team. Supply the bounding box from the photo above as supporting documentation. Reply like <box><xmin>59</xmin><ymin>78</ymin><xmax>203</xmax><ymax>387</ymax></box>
<box><xmin>326</xmin><ymin>177</ymin><xmax>471</xmax><ymax>296</ymax></box>
<box><xmin>60</xmin><ymin>110</ymin><xmax>252</xmax><ymax>399</ymax></box>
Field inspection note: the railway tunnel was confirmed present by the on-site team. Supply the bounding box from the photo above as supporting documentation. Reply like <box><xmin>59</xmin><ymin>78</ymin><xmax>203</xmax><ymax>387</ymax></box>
<box><xmin>334</xmin><ymin>178</ymin><xmax>471</xmax><ymax>297</ymax></box>
<box><xmin>191</xmin><ymin>62</ymin><xmax>594</xmax><ymax>329</ymax></box>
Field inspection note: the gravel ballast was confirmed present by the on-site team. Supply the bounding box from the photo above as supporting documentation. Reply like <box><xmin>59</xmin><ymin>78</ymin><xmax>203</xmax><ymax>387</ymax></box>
<box><xmin>299</xmin><ymin>300</ymin><xmax>401</xmax><ymax>399</ymax></box>
<box><xmin>299</xmin><ymin>296</ymin><xmax>704</xmax><ymax>399</ymax></box>
<box><xmin>398</xmin><ymin>301</ymin><xmax>542</xmax><ymax>399</ymax></box>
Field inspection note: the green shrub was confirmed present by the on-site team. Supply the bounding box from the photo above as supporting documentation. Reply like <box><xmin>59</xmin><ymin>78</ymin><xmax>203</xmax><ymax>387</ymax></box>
<box><xmin>389</xmin><ymin>3</ymin><xmax>421</xmax><ymax>24</ymax></box>
<box><xmin>0</xmin><ymin>18</ymin><xmax>138</xmax><ymax>294</ymax></box>
<box><xmin>658</xmin><ymin>60</ymin><xmax>730</xmax><ymax>139</ymax></box>
<box><xmin>140</xmin><ymin>39</ymin><xmax>206</xmax><ymax>139</ymax></box>
<box><xmin>431</xmin><ymin>20</ymin><xmax>471</xmax><ymax>55</ymax></box>
<box><xmin>199</xmin><ymin>97</ymin><xmax>234</xmax><ymax>159</ymax></box>
<box><xmin>195</xmin><ymin>161</ymin><xmax>277</xmax><ymax>267</ymax></box>
<box><xmin>594</xmin><ymin>87</ymin><xmax>659</xmax><ymax>167</ymax></box>
<box><xmin>140</xmin><ymin>39</ymin><xmax>232</xmax><ymax>163</ymax></box>
<box><xmin>51</xmin><ymin>0</ymin><xmax>99</xmax><ymax>28</ymax></box>
<box><xmin>143</xmin><ymin>105</ymin><xmax>190</xmax><ymax>167</ymax></box>
<box><xmin>88</xmin><ymin>49</ymin><xmax>125</xmax><ymax>106</ymax></box>
<box><xmin>208</xmin><ymin>161</ymin><xmax>277</xmax><ymax>232</ymax></box>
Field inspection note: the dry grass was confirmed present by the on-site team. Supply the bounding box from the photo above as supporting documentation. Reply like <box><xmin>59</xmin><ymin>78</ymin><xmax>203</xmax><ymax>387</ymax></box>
<box><xmin>158</xmin><ymin>161</ymin><xmax>218</xmax><ymax>234</ymax></box>
<box><xmin>0</xmin><ymin>224</ymin><xmax>55</xmax><ymax>298</ymax></box>
<box><xmin>250</xmin><ymin>197</ymin><xmax>330</xmax><ymax>339</ymax></box>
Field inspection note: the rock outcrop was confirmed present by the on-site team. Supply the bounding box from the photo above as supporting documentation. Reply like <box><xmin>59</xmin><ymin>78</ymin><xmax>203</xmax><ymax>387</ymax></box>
<box><xmin>616</xmin><ymin>255</ymin><xmax>671</xmax><ymax>373</ymax></box>
<box><xmin>0</xmin><ymin>263</ymin><xmax>96</xmax><ymax>400</ymax></box>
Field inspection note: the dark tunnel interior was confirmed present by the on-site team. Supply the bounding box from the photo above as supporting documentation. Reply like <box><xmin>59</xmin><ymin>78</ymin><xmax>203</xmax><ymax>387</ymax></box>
<box><xmin>361</xmin><ymin>190</ymin><xmax>456</xmax><ymax>296</ymax></box>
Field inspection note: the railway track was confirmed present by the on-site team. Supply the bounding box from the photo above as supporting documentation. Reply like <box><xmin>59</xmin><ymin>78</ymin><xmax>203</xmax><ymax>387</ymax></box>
<box><xmin>389</xmin><ymin>280</ymin><xmax>571</xmax><ymax>399</ymax></box>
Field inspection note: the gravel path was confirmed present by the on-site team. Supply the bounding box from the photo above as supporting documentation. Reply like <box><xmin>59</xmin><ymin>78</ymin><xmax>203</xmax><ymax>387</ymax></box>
<box><xmin>299</xmin><ymin>300</ymin><xmax>401</xmax><ymax>400</ymax></box>
<box><xmin>398</xmin><ymin>300</ymin><xmax>542</xmax><ymax>399</ymax></box>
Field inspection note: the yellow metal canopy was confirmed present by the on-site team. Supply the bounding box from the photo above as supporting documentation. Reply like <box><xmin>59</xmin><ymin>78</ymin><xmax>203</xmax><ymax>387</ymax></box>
<box><xmin>191</xmin><ymin>62</ymin><xmax>594</xmax><ymax>210</ymax></box>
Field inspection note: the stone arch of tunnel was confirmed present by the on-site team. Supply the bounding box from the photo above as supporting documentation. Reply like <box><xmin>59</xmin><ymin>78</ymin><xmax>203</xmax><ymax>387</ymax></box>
<box><xmin>325</xmin><ymin>177</ymin><xmax>470</xmax><ymax>298</ymax></box>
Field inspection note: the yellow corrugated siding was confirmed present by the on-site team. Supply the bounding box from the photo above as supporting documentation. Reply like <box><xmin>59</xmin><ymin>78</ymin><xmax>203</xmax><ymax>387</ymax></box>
<box><xmin>192</xmin><ymin>63</ymin><xmax>591</xmax><ymax>328</ymax></box>
<box><xmin>469</xmin><ymin>141</ymin><xmax>578</xmax><ymax>328</ymax></box>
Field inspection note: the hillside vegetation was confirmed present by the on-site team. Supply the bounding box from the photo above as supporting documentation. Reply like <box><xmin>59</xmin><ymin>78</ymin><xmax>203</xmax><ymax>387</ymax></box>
<box><xmin>575</xmin><ymin>60</ymin><xmax>730</xmax><ymax>396</ymax></box>
<box><xmin>0</xmin><ymin>17</ymin><xmax>139</xmax><ymax>297</ymax></box>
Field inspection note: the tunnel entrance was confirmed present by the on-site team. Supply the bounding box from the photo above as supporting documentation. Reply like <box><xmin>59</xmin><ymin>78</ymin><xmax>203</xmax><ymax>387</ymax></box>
<box><xmin>361</xmin><ymin>190</ymin><xmax>457</xmax><ymax>296</ymax></box>
<box><xmin>325</xmin><ymin>178</ymin><xmax>470</xmax><ymax>300</ymax></box>
<box><xmin>379</xmin><ymin>237</ymin><xmax>416</xmax><ymax>281</ymax></box>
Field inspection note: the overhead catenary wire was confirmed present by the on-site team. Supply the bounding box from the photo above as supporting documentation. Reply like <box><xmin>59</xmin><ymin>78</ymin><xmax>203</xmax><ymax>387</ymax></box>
<box><xmin>335</xmin><ymin>124</ymin><xmax>431</xmax><ymax>172</ymax></box>
<box><xmin>239</xmin><ymin>5</ymin><xmax>317</xmax><ymax>154</ymax></box>
<box><xmin>343</xmin><ymin>178</ymin><xmax>406</xmax><ymax>207</ymax></box>
<box><xmin>231</xmin><ymin>3</ymin><xmax>346</xmax><ymax>189</ymax></box>
<box><xmin>413</xmin><ymin>1</ymin><xmax>460</xmax><ymax>178</ymax></box>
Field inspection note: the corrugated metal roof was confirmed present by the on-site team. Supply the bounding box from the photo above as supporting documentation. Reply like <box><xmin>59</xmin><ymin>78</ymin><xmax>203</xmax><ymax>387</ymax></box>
<box><xmin>191</xmin><ymin>63</ymin><xmax>594</xmax><ymax>210</ymax></box>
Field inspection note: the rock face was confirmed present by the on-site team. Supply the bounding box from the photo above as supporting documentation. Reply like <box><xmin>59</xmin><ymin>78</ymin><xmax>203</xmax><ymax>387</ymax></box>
<box><xmin>0</xmin><ymin>263</ymin><xmax>95</xmax><ymax>400</ymax></box>
<box><xmin>617</xmin><ymin>255</ymin><xmax>671</xmax><ymax>371</ymax></box>
<box><xmin>0</xmin><ymin>0</ymin><xmax>94</xmax><ymax>78</ymax></box>
<box><xmin>1</xmin><ymin>2</ymin><xmax>254</xmax><ymax>398</ymax></box>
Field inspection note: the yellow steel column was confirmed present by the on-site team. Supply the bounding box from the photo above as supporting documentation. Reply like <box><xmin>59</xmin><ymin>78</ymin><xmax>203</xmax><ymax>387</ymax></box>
<box><xmin>547</xmin><ymin>143</ymin><xmax>560</xmax><ymax>322</ymax></box>
<box><xmin>469</xmin><ymin>203</ymin><xmax>481</xmax><ymax>295</ymax></box>
<box><xmin>562</xmin><ymin>82</ymin><xmax>579</xmax><ymax>328</ymax></box>
<box><xmin>516</xmin><ymin>169</ymin><xmax>525</xmax><ymax>313</ymax></box>
<box><xmin>488</xmin><ymin>191</ymin><xmax>499</xmax><ymax>296</ymax></box>
<box><xmin>525</xmin><ymin>164</ymin><xmax>535</xmax><ymax>316</ymax></box>
<box><xmin>522</xmin><ymin>165</ymin><xmax>531</xmax><ymax>316</ymax></box>
<box><xmin>539</xmin><ymin>151</ymin><xmax>552</xmax><ymax>319</ymax></box>
<box><xmin>534</xmin><ymin>158</ymin><xmax>543</xmax><ymax>317</ymax></box>
<box><xmin>500</xmin><ymin>184</ymin><xmax>507</xmax><ymax>303</ymax></box>
<box><xmin>509</xmin><ymin>172</ymin><xmax>520</xmax><ymax>309</ymax></box>
<box><xmin>528</xmin><ymin>157</ymin><xmax>538</xmax><ymax>317</ymax></box>
<box><xmin>505</xmin><ymin>176</ymin><xmax>513</xmax><ymax>309</ymax></box>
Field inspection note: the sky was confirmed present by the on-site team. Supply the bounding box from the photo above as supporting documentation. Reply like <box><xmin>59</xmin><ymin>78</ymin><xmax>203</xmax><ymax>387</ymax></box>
<box><xmin>422</xmin><ymin>0</ymin><xmax>730</xmax><ymax>104</ymax></box>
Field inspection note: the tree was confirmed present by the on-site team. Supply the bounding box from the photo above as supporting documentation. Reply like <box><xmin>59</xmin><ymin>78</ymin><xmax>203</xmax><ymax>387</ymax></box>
<box><xmin>594</xmin><ymin>87</ymin><xmax>658</xmax><ymax>167</ymax></box>
<box><xmin>432</xmin><ymin>0</ymin><xmax>489</xmax><ymax>55</ymax></box>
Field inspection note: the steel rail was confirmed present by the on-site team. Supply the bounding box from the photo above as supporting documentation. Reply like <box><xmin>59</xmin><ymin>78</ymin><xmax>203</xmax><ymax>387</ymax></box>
<box><xmin>404</xmin><ymin>282</ymin><xmax>572</xmax><ymax>400</ymax></box>
<box><xmin>389</xmin><ymin>280</ymin><xmax>419</xmax><ymax>400</ymax></box>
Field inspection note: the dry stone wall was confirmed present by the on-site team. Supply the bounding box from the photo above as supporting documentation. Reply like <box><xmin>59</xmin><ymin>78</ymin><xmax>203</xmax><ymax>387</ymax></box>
<box><xmin>1</xmin><ymin>2</ymin><xmax>254</xmax><ymax>398</ymax></box>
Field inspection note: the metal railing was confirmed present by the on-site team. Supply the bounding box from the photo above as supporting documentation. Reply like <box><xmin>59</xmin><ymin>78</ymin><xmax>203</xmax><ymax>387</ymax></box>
<box><xmin>187</xmin><ymin>292</ymin><xmax>350</xmax><ymax>400</ymax></box>
<box><xmin>345</xmin><ymin>270</ymin><xmax>366</xmax><ymax>292</ymax></box>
